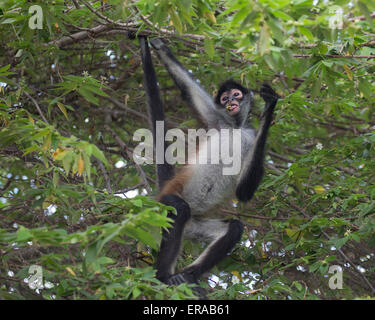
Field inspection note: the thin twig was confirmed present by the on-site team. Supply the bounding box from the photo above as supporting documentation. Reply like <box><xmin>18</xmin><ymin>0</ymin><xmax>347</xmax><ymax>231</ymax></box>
<box><xmin>268</xmin><ymin>151</ymin><xmax>294</xmax><ymax>163</ymax></box>
<box><xmin>114</xmin><ymin>183</ymin><xmax>144</xmax><ymax>195</ymax></box>
<box><xmin>71</xmin><ymin>0</ymin><xmax>80</xmax><ymax>9</ymax></box>
<box><xmin>49</xmin><ymin>24</ymin><xmax>111</xmax><ymax>47</ymax></box>
<box><xmin>82</xmin><ymin>1</ymin><xmax>120</xmax><ymax>26</ymax></box>
<box><xmin>221</xmin><ymin>209</ymin><xmax>288</xmax><ymax>220</ymax></box>
<box><xmin>348</xmin><ymin>12</ymin><xmax>375</xmax><ymax>22</ymax></box>
<box><xmin>23</xmin><ymin>90</ymin><xmax>49</xmax><ymax>124</ymax></box>
<box><xmin>105</xmin><ymin>96</ymin><xmax>149</xmax><ymax>121</ymax></box>
<box><xmin>288</xmin><ymin>200</ymin><xmax>375</xmax><ymax>294</ymax></box>
<box><xmin>104</xmin><ymin>124</ymin><xmax>152</xmax><ymax>194</ymax></box>
<box><xmin>279</xmin><ymin>73</ymin><xmax>292</xmax><ymax>94</ymax></box>
<box><xmin>132</xmin><ymin>4</ymin><xmax>205</xmax><ymax>42</ymax></box>
<box><xmin>293</xmin><ymin>54</ymin><xmax>375</xmax><ymax>59</ymax></box>
<box><xmin>265</xmin><ymin>163</ymin><xmax>284</xmax><ymax>176</ymax></box>
<box><xmin>96</xmin><ymin>160</ymin><xmax>113</xmax><ymax>194</ymax></box>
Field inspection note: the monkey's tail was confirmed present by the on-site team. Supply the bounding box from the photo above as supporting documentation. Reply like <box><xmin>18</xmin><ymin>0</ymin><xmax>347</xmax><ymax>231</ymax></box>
<box><xmin>139</xmin><ymin>36</ymin><xmax>175</xmax><ymax>190</ymax></box>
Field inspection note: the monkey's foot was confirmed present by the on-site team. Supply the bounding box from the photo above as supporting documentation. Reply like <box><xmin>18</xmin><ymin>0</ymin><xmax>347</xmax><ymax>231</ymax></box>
<box><xmin>167</xmin><ymin>273</ymin><xmax>207</xmax><ymax>300</ymax></box>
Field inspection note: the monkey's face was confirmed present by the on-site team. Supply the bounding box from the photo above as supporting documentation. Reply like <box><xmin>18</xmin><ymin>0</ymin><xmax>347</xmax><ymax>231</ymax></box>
<box><xmin>220</xmin><ymin>89</ymin><xmax>244</xmax><ymax>116</ymax></box>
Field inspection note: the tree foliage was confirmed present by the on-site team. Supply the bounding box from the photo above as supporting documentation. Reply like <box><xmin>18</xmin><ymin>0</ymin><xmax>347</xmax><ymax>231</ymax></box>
<box><xmin>0</xmin><ymin>0</ymin><xmax>374</xmax><ymax>300</ymax></box>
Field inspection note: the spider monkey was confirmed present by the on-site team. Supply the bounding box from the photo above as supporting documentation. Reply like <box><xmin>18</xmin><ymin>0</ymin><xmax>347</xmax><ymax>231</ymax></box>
<box><xmin>139</xmin><ymin>37</ymin><xmax>278</xmax><ymax>296</ymax></box>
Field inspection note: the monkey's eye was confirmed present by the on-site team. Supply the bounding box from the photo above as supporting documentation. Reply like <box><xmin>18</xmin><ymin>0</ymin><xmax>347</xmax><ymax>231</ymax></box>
<box><xmin>232</xmin><ymin>89</ymin><xmax>243</xmax><ymax>99</ymax></box>
<box><xmin>221</xmin><ymin>96</ymin><xmax>229</xmax><ymax>104</ymax></box>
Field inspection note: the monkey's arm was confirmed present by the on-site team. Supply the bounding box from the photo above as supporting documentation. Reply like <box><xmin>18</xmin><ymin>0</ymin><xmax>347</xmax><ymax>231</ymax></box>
<box><xmin>236</xmin><ymin>84</ymin><xmax>278</xmax><ymax>202</ymax></box>
<box><xmin>150</xmin><ymin>39</ymin><xmax>218</xmax><ymax>125</ymax></box>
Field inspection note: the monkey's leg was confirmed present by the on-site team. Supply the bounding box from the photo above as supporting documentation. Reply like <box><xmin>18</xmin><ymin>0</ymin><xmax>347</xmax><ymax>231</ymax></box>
<box><xmin>168</xmin><ymin>218</ymin><xmax>243</xmax><ymax>285</ymax></box>
<box><xmin>156</xmin><ymin>194</ymin><xmax>191</xmax><ymax>283</ymax></box>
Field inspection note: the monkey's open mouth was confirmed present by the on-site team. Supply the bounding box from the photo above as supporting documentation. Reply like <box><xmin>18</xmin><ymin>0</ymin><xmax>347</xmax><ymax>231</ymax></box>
<box><xmin>226</xmin><ymin>103</ymin><xmax>240</xmax><ymax>115</ymax></box>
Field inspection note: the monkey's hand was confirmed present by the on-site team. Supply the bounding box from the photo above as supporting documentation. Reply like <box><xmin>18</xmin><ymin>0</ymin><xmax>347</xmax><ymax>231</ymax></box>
<box><xmin>260</xmin><ymin>83</ymin><xmax>278</xmax><ymax>104</ymax></box>
<box><xmin>260</xmin><ymin>83</ymin><xmax>278</xmax><ymax>118</ymax></box>
<box><xmin>150</xmin><ymin>38</ymin><xmax>176</xmax><ymax>61</ymax></box>
<box><xmin>150</xmin><ymin>38</ymin><xmax>165</xmax><ymax>50</ymax></box>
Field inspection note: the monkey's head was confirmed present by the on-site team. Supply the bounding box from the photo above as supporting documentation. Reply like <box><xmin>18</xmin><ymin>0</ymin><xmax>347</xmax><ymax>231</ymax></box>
<box><xmin>215</xmin><ymin>80</ymin><xmax>252</xmax><ymax>126</ymax></box>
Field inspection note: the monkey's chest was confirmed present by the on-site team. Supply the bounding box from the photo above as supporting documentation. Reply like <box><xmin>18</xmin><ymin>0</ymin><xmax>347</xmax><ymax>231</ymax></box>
<box><xmin>181</xmin><ymin>164</ymin><xmax>238</xmax><ymax>215</ymax></box>
<box><xmin>181</xmin><ymin>127</ymin><xmax>255</xmax><ymax>216</ymax></box>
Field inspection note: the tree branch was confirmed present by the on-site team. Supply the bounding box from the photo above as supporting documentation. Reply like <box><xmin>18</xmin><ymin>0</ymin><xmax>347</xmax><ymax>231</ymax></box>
<box><xmin>288</xmin><ymin>200</ymin><xmax>375</xmax><ymax>294</ymax></box>
<box><xmin>104</xmin><ymin>124</ymin><xmax>152</xmax><ymax>194</ymax></box>
<box><xmin>293</xmin><ymin>54</ymin><xmax>375</xmax><ymax>59</ymax></box>
<box><xmin>23</xmin><ymin>90</ymin><xmax>49</xmax><ymax>125</ymax></box>
<box><xmin>96</xmin><ymin>159</ymin><xmax>113</xmax><ymax>194</ymax></box>
<box><xmin>104</xmin><ymin>96</ymin><xmax>148</xmax><ymax>122</ymax></box>
<box><xmin>71</xmin><ymin>0</ymin><xmax>80</xmax><ymax>9</ymax></box>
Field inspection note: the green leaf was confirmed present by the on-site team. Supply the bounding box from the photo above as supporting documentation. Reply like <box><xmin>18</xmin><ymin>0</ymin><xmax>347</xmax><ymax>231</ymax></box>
<box><xmin>358</xmin><ymin>78</ymin><xmax>372</xmax><ymax>99</ymax></box>
<box><xmin>298</xmin><ymin>26</ymin><xmax>314</xmax><ymax>41</ymax></box>
<box><xmin>132</xmin><ymin>199</ymin><xmax>143</xmax><ymax>208</ymax></box>
<box><xmin>62</xmin><ymin>150</ymin><xmax>74</xmax><ymax>175</ymax></box>
<box><xmin>358</xmin><ymin>1</ymin><xmax>373</xmax><ymax>24</ymax></box>
<box><xmin>132</xmin><ymin>287</ymin><xmax>141</xmax><ymax>299</ymax></box>
<box><xmin>1</xmin><ymin>18</ymin><xmax>17</xmax><ymax>24</ymax></box>
<box><xmin>204</xmin><ymin>38</ymin><xmax>215</xmax><ymax>59</ymax></box>
<box><xmin>272</xmin><ymin>11</ymin><xmax>294</xmax><ymax>21</ymax></box>
<box><xmin>56</xmin><ymin>102</ymin><xmax>69</xmax><ymax>120</ymax></box>
<box><xmin>16</xmin><ymin>226</ymin><xmax>32</xmax><ymax>242</ymax></box>
<box><xmin>169</xmin><ymin>10</ymin><xmax>183</xmax><ymax>34</ymax></box>
<box><xmin>239</xmin><ymin>10</ymin><xmax>259</xmax><ymax>31</ymax></box>
<box><xmin>311</xmin><ymin>71</ymin><xmax>322</xmax><ymax>99</ymax></box>
<box><xmin>259</xmin><ymin>24</ymin><xmax>271</xmax><ymax>55</ymax></box>
<box><xmin>231</xmin><ymin>8</ymin><xmax>249</xmax><ymax>27</ymax></box>
<box><xmin>331</xmin><ymin>237</ymin><xmax>348</xmax><ymax>250</ymax></box>
<box><xmin>264</xmin><ymin>54</ymin><xmax>278</xmax><ymax>72</ymax></box>
<box><xmin>360</xmin><ymin>203</ymin><xmax>375</xmax><ymax>217</ymax></box>
<box><xmin>293</xmin><ymin>281</ymin><xmax>303</xmax><ymax>291</ymax></box>
<box><xmin>23</xmin><ymin>145</ymin><xmax>39</xmax><ymax>156</ymax></box>
<box><xmin>179</xmin><ymin>0</ymin><xmax>192</xmax><ymax>10</ymax></box>
<box><xmin>53</xmin><ymin>170</ymin><xmax>59</xmax><ymax>188</ymax></box>
<box><xmin>123</xmin><ymin>226</ymin><xmax>157</xmax><ymax>250</ymax></box>
<box><xmin>91</xmin><ymin>145</ymin><xmax>108</xmax><ymax>167</ymax></box>
<box><xmin>78</xmin><ymin>87</ymin><xmax>99</xmax><ymax>105</ymax></box>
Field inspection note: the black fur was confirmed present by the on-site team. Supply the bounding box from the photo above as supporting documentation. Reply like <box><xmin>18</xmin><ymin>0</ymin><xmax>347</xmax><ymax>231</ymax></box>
<box><xmin>215</xmin><ymin>80</ymin><xmax>249</xmax><ymax>106</ymax></box>
<box><xmin>236</xmin><ymin>84</ymin><xmax>279</xmax><ymax>201</ymax></box>
<box><xmin>140</xmin><ymin>37</ymin><xmax>175</xmax><ymax>189</ymax></box>
<box><xmin>183</xmin><ymin>219</ymin><xmax>243</xmax><ymax>279</ymax></box>
<box><xmin>166</xmin><ymin>218</ymin><xmax>243</xmax><ymax>299</ymax></box>
<box><xmin>155</xmin><ymin>194</ymin><xmax>191</xmax><ymax>283</ymax></box>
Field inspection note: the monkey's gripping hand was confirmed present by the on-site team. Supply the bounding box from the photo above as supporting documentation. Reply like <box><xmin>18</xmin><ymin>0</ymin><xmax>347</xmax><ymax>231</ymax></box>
<box><xmin>260</xmin><ymin>83</ymin><xmax>279</xmax><ymax>118</ymax></box>
<box><xmin>150</xmin><ymin>38</ymin><xmax>174</xmax><ymax>58</ymax></box>
<box><xmin>150</xmin><ymin>38</ymin><xmax>165</xmax><ymax>50</ymax></box>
